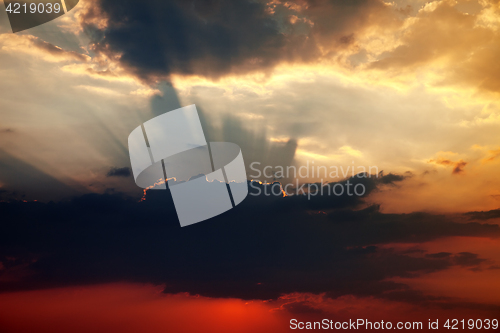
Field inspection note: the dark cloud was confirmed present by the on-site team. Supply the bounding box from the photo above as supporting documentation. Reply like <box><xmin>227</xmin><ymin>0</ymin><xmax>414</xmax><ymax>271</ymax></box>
<box><xmin>0</xmin><ymin>177</ymin><xmax>498</xmax><ymax>308</ymax></box>
<box><xmin>339</xmin><ymin>34</ymin><xmax>355</xmax><ymax>45</ymax></box>
<box><xmin>425</xmin><ymin>252</ymin><xmax>452</xmax><ymax>259</ymax></box>
<box><xmin>82</xmin><ymin>0</ymin><xmax>291</xmax><ymax>80</ymax></box>
<box><xmin>452</xmin><ymin>160</ymin><xmax>467</xmax><ymax>174</ymax></box>
<box><xmin>106</xmin><ymin>167</ymin><xmax>131</xmax><ymax>178</ymax></box>
<box><xmin>465</xmin><ymin>208</ymin><xmax>500</xmax><ymax>221</ymax></box>
<box><xmin>379</xmin><ymin>172</ymin><xmax>408</xmax><ymax>185</ymax></box>
<box><xmin>80</xmin><ymin>0</ymin><xmax>395</xmax><ymax>80</ymax></box>
<box><xmin>281</xmin><ymin>300</ymin><xmax>324</xmax><ymax>314</ymax></box>
<box><xmin>453</xmin><ymin>252</ymin><xmax>486</xmax><ymax>268</ymax></box>
<box><xmin>298</xmin><ymin>0</ymin><xmax>398</xmax><ymax>47</ymax></box>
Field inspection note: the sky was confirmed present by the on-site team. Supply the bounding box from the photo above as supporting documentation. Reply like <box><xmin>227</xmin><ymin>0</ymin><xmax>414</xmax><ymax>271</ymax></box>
<box><xmin>0</xmin><ymin>0</ymin><xmax>499</xmax><ymax>332</ymax></box>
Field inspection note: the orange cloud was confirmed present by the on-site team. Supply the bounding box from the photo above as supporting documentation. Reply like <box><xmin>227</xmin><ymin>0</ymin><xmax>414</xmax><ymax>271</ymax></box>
<box><xmin>482</xmin><ymin>148</ymin><xmax>500</xmax><ymax>163</ymax></box>
<box><xmin>428</xmin><ymin>157</ymin><xmax>468</xmax><ymax>175</ymax></box>
<box><xmin>366</xmin><ymin>0</ymin><xmax>500</xmax><ymax>95</ymax></box>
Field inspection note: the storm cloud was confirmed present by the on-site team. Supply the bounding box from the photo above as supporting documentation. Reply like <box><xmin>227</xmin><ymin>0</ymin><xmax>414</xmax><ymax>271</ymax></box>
<box><xmin>0</xmin><ymin>176</ymin><xmax>498</xmax><ymax>308</ymax></box>
<box><xmin>106</xmin><ymin>166</ymin><xmax>132</xmax><ymax>177</ymax></box>
<box><xmin>80</xmin><ymin>0</ymin><xmax>396</xmax><ymax>80</ymax></box>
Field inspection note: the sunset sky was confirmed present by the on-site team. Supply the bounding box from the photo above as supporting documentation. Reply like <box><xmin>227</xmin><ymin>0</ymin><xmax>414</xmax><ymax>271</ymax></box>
<box><xmin>0</xmin><ymin>0</ymin><xmax>499</xmax><ymax>331</ymax></box>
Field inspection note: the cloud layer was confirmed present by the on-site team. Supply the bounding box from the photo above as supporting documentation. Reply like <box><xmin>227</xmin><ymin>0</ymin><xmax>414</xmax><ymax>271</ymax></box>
<box><xmin>79</xmin><ymin>0</ymin><xmax>396</xmax><ymax>80</ymax></box>
<box><xmin>1</xmin><ymin>177</ymin><xmax>498</xmax><ymax>312</ymax></box>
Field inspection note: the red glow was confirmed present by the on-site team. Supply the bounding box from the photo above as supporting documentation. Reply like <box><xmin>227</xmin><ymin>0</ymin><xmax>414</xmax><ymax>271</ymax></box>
<box><xmin>0</xmin><ymin>284</ymin><xmax>288</xmax><ymax>333</ymax></box>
